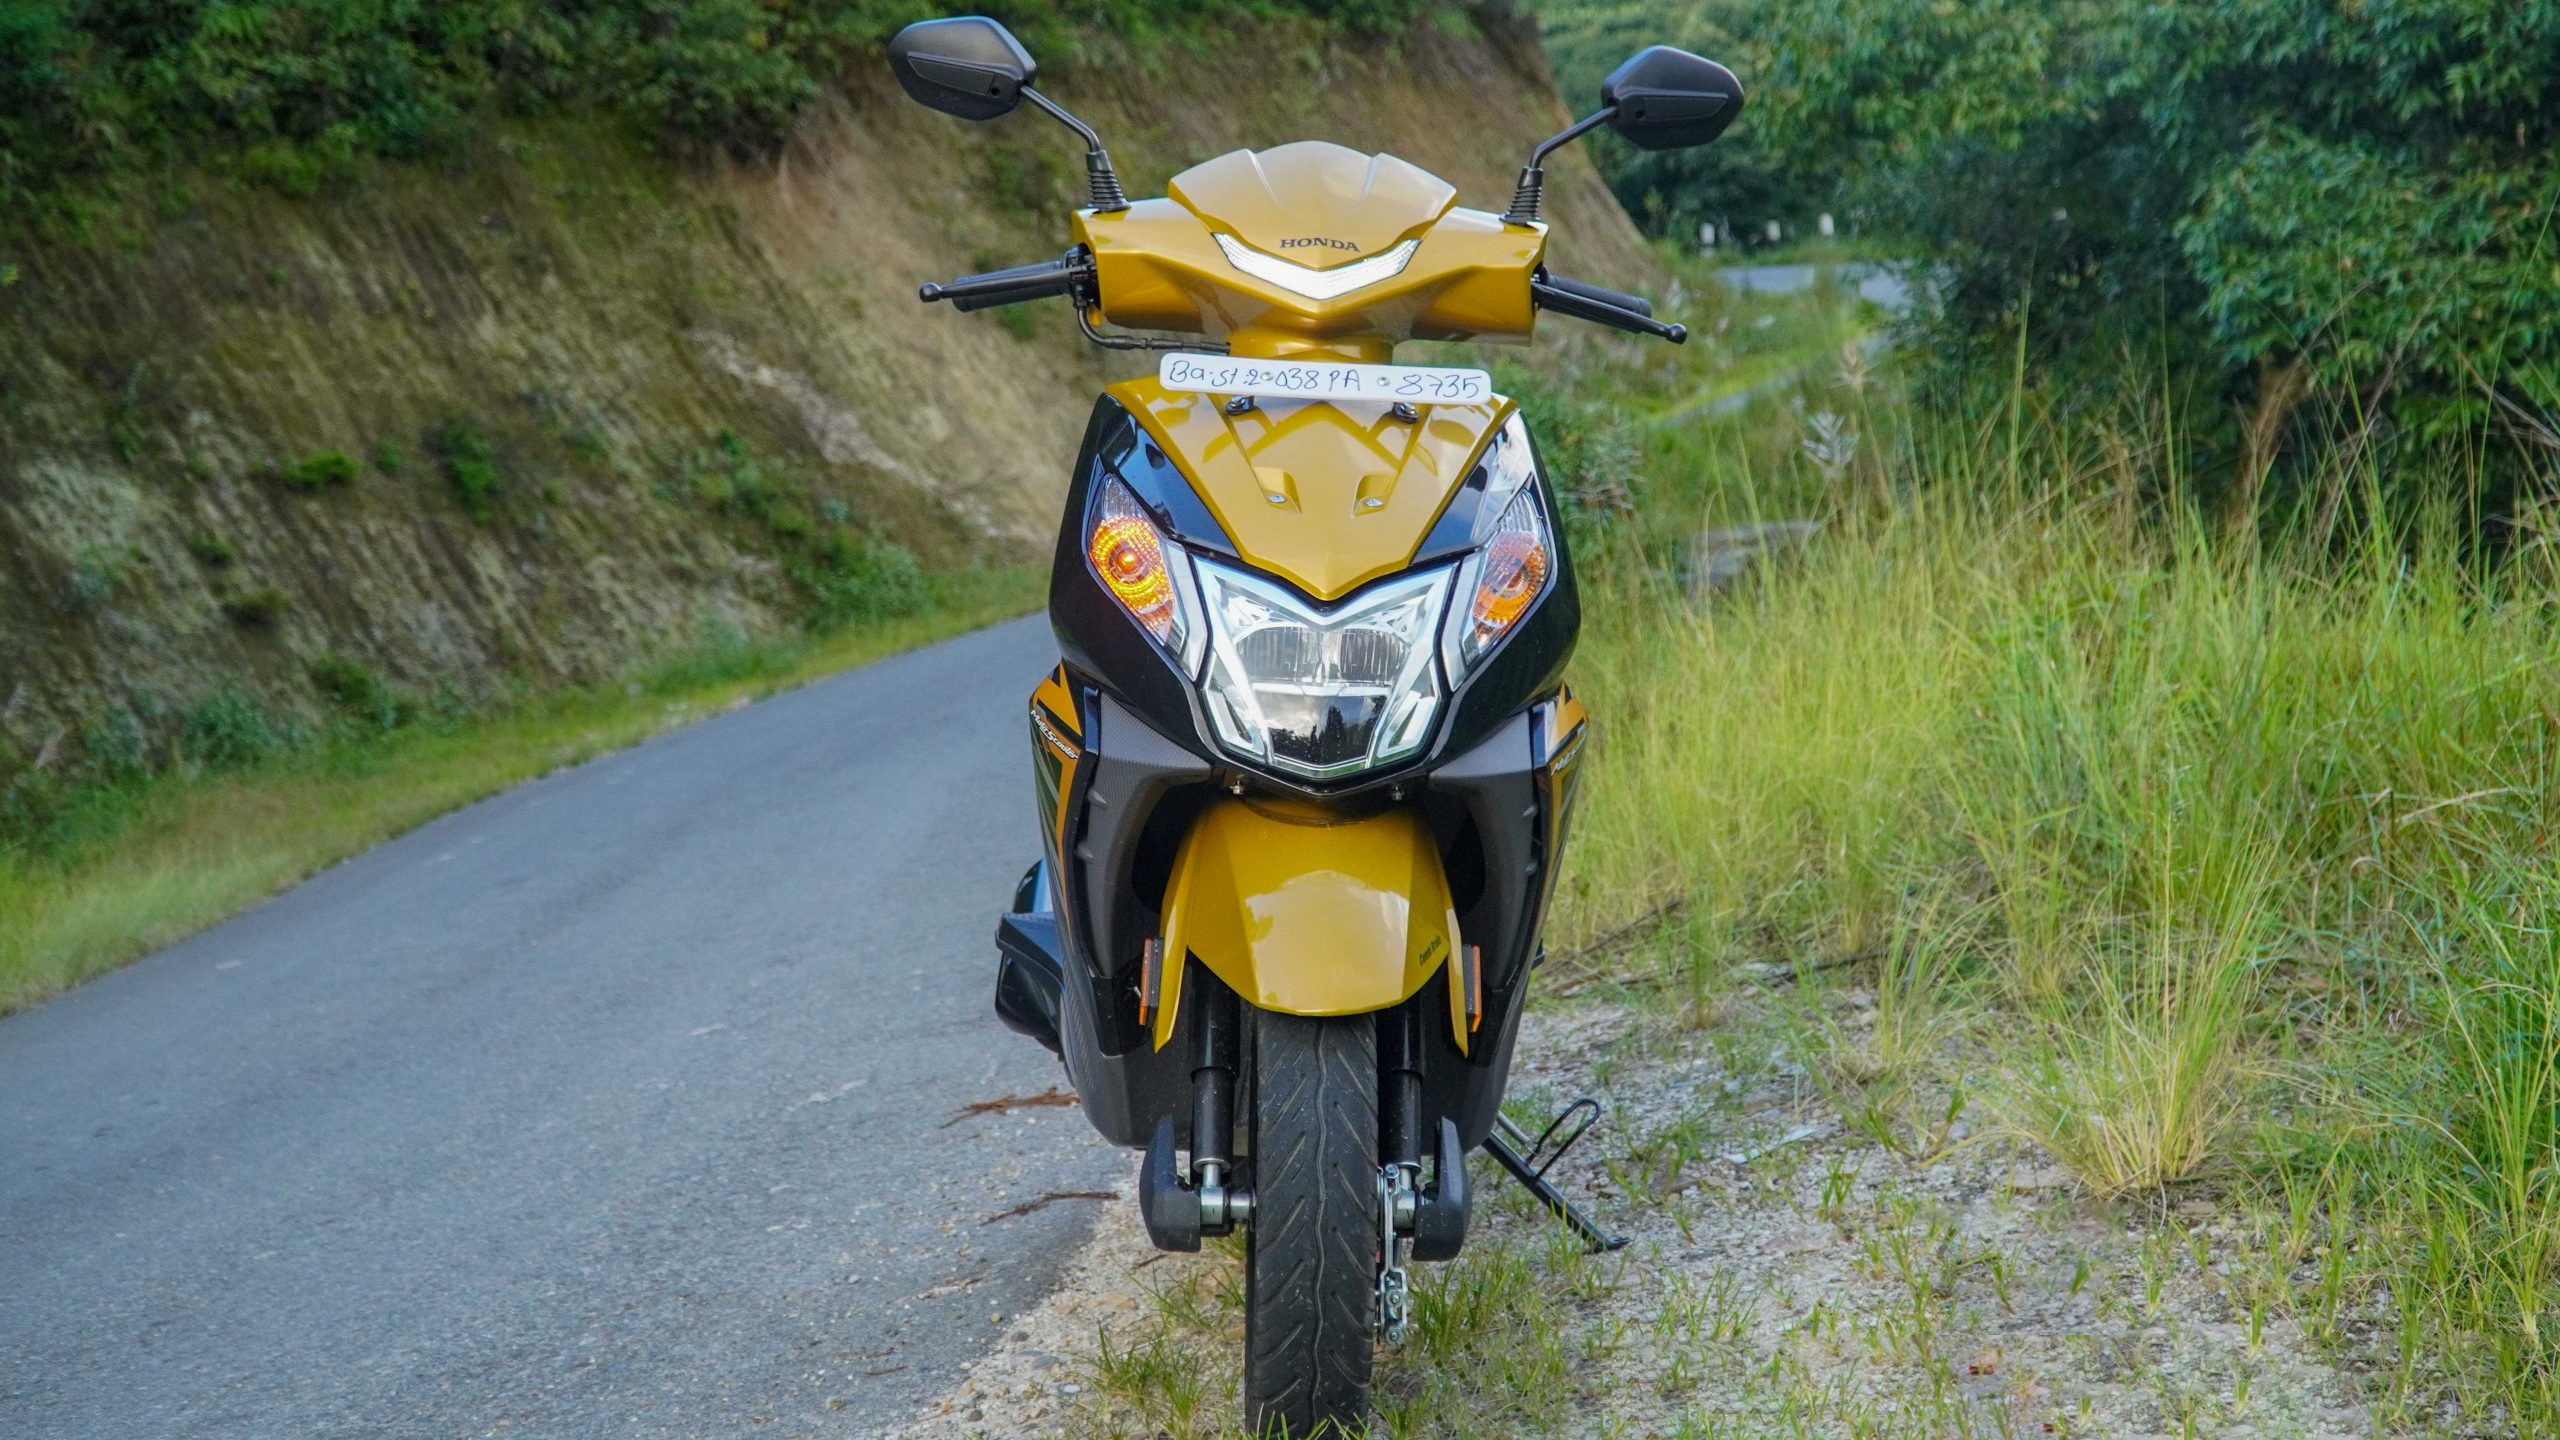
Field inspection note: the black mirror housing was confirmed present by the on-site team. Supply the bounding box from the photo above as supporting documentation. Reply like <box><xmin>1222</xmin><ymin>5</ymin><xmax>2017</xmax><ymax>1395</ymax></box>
<box><xmin>887</xmin><ymin>16</ymin><xmax>1037</xmax><ymax>123</ymax></box>
<box><xmin>1602</xmin><ymin>46</ymin><xmax>1744</xmax><ymax>152</ymax></box>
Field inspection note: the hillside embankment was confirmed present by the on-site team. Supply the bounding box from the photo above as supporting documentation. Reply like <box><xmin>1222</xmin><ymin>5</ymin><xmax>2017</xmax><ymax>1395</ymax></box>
<box><xmin>0</xmin><ymin>11</ymin><xmax>1653</xmax><ymax>766</ymax></box>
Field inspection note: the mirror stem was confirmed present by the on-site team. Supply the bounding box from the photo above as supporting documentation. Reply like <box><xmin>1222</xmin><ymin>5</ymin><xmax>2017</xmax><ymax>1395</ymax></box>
<box><xmin>1502</xmin><ymin>107</ymin><xmax>1616</xmax><ymax>226</ymax></box>
<box><xmin>1024</xmin><ymin>87</ymin><xmax>1130</xmax><ymax>212</ymax></box>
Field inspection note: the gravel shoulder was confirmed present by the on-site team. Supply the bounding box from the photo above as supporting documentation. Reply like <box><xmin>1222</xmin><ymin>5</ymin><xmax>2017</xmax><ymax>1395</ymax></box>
<box><xmin>895</xmin><ymin>983</ymin><xmax>2381</xmax><ymax>1439</ymax></box>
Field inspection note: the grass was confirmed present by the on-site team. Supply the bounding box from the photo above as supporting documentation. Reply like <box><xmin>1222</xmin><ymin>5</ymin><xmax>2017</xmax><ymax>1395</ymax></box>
<box><xmin>0</xmin><ymin>564</ymin><xmax>1041</xmax><ymax>1013</ymax></box>
<box><xmin>1544</xmin><ymin>344</ymin><xmax>2560</xmax><ymax>1429</ymax></box>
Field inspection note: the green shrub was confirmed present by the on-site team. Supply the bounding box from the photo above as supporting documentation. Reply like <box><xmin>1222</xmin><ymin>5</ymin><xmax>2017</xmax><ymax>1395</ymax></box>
<box><xmin>807</xmin><ymin>537</ymin><xmax>927</xmax><ymax>630</ymax></box>
<box><xmin>221</xmin><ymin>585</ymin><xmax>291</xmax><ymax>629</ymax></box>
<box><xmin>371</xmin><ymin>439</ymin><xmax>403</xmax><ymax>475</ymax></box>
<box><xmin>62</xmin><ymin>545</ymin><xmax>136</xmax><ymax>612</ymax></box>
<box><xmin>426</xmin><ymin>419</ymin><xmax>501</xmax><ymax>520</ymax></box>
<box><xmin>1742</xmin><ymin>0</ymin><xmax>2560</xmax><ymax>478</ymax></box>
<box><xmin>180</xmin><ymin>691</ymin><xmax>286</xmax><ymax>770</ymax></box>
<box><xmin>0</xmin><ymin>2</ymin><xmax>1429</xmax><ymax>212</ymax></box>
<box><xmin>77</xmin><ymin>705</ymin><xmax>150</xmax><ymax>785</ymax></box>
<box><xmin>278</xmin><ymin>449</ymin><xmax>360</xmax><ymax>491</ymax></box>
<box><xmin>186</xmin><ymin>532</ymin><xmax>236</xmax><ymax>567</ymax></box>
<box><xmin>305</xmin><ymin>653</ymin><xmax>407</xmax><ymax>731</ymax></box>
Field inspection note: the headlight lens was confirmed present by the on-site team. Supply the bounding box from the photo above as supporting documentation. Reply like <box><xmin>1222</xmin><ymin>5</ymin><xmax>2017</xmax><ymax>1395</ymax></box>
<box><xmin>1198</xmin><ymin>563</ymin><xmax>1452</xmax><ymax>780</ymax></box>
<box><xmin>1088</xmin><ymin>477</ymin><xmax>1204</xmax><ymax>671</ymax></box>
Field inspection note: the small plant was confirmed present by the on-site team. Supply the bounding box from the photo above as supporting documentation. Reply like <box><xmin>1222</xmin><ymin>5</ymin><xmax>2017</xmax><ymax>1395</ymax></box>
<box><xmin>807</xmin><ymin>538</ymin><xmax>927</xmax><ymax>630</ymax></box>
<box><xmin>221</xmin><ymin>585</ymin><xmax>291</xmax><ymax>629</ymax></box>
<box><xmin>427</xmin><ymin>419</ymin><xmax>502</xmax><ymax>520</ymax></box>
<box><xmin>371</xmin><ymin>439</ymin><xmax>404</xmax><ymax>475</ymax></box>
<box><xmin>62</xmin><ymin>545</ymin><xmax>138</xmax><ymax>612</ymax></box>
<box><xmin>180</xmin><ymin>691</ymin><xmax>285</xmax><ymax>770</ymax></box>
<box><xmin>277</xmin><ymin>449</ymin><xmax>360</xmax><ymax>491</ymax></box>
<box><xmin>78</xmin><ymin>704</ymin><xmax>150</xmax><ymax>784</ymax></box>
<box><xmin>186</xmin><ymin>532</ymin><xmax>236</xmax><ymax>568</ymax></box>
<box><xmin>305</xmin><ymin>653</ymin><xmax>407</xmax><ymax>731</ymax></box>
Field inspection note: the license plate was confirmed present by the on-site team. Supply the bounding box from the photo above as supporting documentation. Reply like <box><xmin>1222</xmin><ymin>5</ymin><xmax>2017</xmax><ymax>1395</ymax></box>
<box><xmin>1158</xmin><ymin>352</ymin><xmax>1495</xmax><ymax>406</ymax></box>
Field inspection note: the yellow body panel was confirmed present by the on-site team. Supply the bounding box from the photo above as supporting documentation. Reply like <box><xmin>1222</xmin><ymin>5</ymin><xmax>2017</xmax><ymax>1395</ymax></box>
<box><xmin>1074</xmin><ymin>141</ymin><xmax>1544</xmax><ymax>360</ymax></box>
<box><xmin>1153</xmin><ymin>796</ymin><xmax>1460</xmax><ymax>1051</ymax></box>
<box><xmin>1108</xmin><ymin>377</ymin><xmax>1510</xmax><ymax>601</ymax></box>
<box><xmin>1170</xmin><ymin>144</ymin><xmax>1454</xmax><ymax>260</ymax></box>
<box><xmin>1030</xmin><ymin>666</ymin><xmax>1081</xmax><ymax>858</ymax></box>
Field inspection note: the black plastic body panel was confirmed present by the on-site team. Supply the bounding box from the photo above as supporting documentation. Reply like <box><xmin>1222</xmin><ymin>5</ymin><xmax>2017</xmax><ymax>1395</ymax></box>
<box><xmin>994</xmin><ymin>910</ymin><xmax>1066</xmax><ymax>1055</ymax></box>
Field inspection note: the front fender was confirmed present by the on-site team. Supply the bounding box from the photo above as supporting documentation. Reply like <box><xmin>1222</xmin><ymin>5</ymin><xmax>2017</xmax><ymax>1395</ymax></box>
<box><xmin>1154</xmin><ymin>796</ymin><xmax>1465</xmax><ymax>1051</ymax></box>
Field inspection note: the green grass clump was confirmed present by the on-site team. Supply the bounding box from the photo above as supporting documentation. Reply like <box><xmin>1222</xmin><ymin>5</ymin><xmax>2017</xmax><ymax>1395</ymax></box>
<box><xmin>186</xmin><ymin>531</ymin><xmax>236</xmax><ymax>567</ymax></box>
<box><xmin>219</xmin><ymin>584</ymin><xmax>291</xmax><ymax>628</ymax></box>
<box><xmin>277</xmin><ymin>449</ymin><xmax>360</xmax><ymax>491</ymax></box>
<box><xmin>426</xmin><ymin>419</ymin><xmax>502</xmax><ymax>520</ymax></box>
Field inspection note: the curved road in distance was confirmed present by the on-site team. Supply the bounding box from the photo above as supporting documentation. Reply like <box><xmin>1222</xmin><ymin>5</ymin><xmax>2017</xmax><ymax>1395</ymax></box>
<box><xmin>0</xmin><ymin>616</ymin><xmax>1117</xmax><ymax>1439</ymax></box>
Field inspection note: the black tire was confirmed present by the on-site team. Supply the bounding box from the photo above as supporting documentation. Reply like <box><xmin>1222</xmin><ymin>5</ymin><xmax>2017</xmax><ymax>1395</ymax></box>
<box><xmin>1242</xmin><ymin>1011</ymin><xmax>1378</xmax><ymax>1437</ymax></box>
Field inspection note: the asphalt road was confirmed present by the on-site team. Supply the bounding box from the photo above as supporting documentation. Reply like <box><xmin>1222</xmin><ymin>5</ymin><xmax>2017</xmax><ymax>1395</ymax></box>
<box><xmin>1717</xmin><ymin>260</ymin><xmax>1915</xmax><ymax>311</ymax></box>
<box><xmin>0</xmin><ymin>615</ymin><xmax>1118</xmax><ymax>1439</ymax></box>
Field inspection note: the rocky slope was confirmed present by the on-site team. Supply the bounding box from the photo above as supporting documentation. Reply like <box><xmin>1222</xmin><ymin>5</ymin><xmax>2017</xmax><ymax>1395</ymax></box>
<box><xmin>0</xmin><ymin>10</ymin><xmax>1653</xmax><ymax>768</ymax></box>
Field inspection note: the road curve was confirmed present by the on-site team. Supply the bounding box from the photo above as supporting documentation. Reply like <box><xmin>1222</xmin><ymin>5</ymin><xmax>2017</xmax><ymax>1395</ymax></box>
<box><xmin>0</xmin><ymin>615</ymin><xmax>1118</xmax><ymax>1439</ymax></box>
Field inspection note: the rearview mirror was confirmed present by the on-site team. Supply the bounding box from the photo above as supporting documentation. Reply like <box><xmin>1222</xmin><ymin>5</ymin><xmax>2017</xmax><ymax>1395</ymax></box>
<box><xmin>1602</xmin><ymin>46</ymin><xmax>1744</xmax><ymax>152</ymax></box>
<box><xmin>887</xmin><ymin>16</ymin><xmax>1037</xmax><ymax>123</ymax></box>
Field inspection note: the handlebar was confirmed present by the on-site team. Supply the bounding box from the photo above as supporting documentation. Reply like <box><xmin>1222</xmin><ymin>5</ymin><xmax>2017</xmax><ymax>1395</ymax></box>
<box><xmin>917</xmin><ymin>251</ymin><xmax>1683</xmax><ymax>345</ymax></box>
<box><xmin>917</xmin><ymin>249</ymin><xmax>1096</xmax><ymax>313</ymax></box>
<box><xmin>1532</xmin><ymin>269</ymin><xmax>1686</xmax><ymax>344</ymax></box>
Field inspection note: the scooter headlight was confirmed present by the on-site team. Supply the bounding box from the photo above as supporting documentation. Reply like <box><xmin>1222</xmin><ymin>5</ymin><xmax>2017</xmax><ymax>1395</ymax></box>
<box><xmin>1197</xmin><ymin>563</ymin><xmax>1452</xmax><ymax>781</ymax></box>
<box><xmin>1088</xmin><ymin>476</ymin><xmax>1205</xmax><ymax>673</ymax></box>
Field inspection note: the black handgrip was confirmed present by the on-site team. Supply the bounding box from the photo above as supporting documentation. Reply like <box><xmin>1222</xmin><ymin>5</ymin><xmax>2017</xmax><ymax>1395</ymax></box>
<box><xmin>1531</xmin><ymin>275</ymin><xmax>1687</xmax><ymax>343</ymax></box>
<box><xmin>917</xmin><ymin>249</ymin><xmax>1095</xmax><ymax>312</ymax></box>
<box><xmin>1541</xmin><ymin>272</ymin><xmax>1653</xmax><ymax>319</ymax></box>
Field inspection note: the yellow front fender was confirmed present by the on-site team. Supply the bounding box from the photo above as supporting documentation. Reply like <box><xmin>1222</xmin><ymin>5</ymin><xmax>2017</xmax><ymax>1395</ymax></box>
<box><xmin>1154</xmin><ymin>796</ymin><xmax>1464</xmax><ymax>1052</ymax></box>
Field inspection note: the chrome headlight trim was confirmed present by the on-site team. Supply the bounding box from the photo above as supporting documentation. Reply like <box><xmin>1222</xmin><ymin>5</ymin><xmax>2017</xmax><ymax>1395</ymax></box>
<box><xmin>1195</xmin><ymin>561</ymin><xmax>1454</xmax><ymax>781</ymax></box>
<box><xmin>1212</xmin><ymin>234</ymin><xmax>1423</xmax><ymax>302</ymax></box>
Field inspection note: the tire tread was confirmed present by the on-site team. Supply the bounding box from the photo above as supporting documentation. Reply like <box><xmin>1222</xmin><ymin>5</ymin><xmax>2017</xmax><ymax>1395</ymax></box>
<box><xmin>1242</xmin><ymin>1012</ymin><xmax>1376</xmax><ymax>1436</ymax></box>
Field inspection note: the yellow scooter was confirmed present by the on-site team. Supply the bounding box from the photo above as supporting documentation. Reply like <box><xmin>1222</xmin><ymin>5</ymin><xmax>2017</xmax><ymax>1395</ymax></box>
<box><xmin>890</xmin><ymin>18</ymin><xmax>1741</xmax><ymax>1432</ymax></box>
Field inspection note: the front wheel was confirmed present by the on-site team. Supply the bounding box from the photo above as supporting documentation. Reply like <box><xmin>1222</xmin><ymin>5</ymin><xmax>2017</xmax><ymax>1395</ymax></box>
<box><xmin>1243</xmin><ymin>1011</ymin><xmax>1377</xmax><ymax>1436</ymax></box>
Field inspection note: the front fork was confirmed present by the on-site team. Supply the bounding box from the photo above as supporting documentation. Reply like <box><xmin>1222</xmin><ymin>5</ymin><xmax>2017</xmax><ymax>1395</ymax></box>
<box><xmin>1138</xmin><ymin>974</ymin><xmax>1249</xmax><ymax>1248</ymax></box>
<box><xmin>1376</xmin><ymin>1002</ymin><xmax>1468</xmax><ymax>1342</ymax></box>
<box><xmin>1139</xmin><ymin>980</ymin><xmax>1469</xmax><ymax>1343</ymax></box>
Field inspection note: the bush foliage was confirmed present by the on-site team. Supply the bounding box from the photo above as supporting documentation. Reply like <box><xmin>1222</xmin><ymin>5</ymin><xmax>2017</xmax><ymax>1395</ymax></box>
<box><xmin>1758</xmin><ymin>0</ymin><xmax>2558</xmax><ymax>457</ymax></box>
<box><xmin>1549</xmin><ymin>0</ymin><xmax>2558</xmax><ymax>498</ymax></box>
<box><xmin>0</xmin><ymin>0</ymin><xmax>1430</xmax><ymax>209</ymax></box>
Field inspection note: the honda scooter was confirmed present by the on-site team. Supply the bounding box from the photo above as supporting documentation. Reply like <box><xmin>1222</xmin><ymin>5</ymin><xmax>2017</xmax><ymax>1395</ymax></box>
<box><xmin>889</xmin><ymin>17</ymin><xmax>1742</xmax><ymax>1432</ymax></box>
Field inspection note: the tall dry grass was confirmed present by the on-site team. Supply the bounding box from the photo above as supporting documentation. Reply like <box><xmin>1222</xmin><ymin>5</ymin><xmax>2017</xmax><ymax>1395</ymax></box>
<box><xmin>1546</xmin><ymin>365</ymin><xmax>2560</xmax><ymax>1428</ymax></box>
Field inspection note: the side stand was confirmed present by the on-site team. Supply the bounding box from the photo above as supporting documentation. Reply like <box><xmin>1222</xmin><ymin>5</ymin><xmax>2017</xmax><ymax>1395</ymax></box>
<box><xmin>1483</xmin><ymin>1110</ymin><xmax>1626</xmax><ymax>1253</ymax></box>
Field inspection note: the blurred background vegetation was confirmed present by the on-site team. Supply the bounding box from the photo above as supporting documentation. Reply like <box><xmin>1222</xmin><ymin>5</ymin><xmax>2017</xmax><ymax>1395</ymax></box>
<box><xmin>0</xmin><ymin>0</ymin><xmax>1433</xmax><ymax>209</ymax></box>
<box><xmin>1541</xmin><ymin>0</ymin><xmax>2558</xmax><ymax>519</ymax></box>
